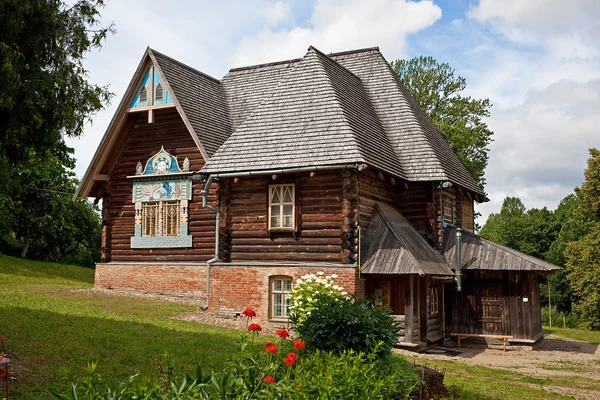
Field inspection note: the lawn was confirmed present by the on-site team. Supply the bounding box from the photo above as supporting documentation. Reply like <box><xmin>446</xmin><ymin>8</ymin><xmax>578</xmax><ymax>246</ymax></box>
<box><xmin>544</xmin><ymin>325</ymin><xmax>600</xmax><ymax>345</ymax></box>
<box><xmin>0</xmin><ymin>255</ymin><xmax>245</xmax><ymax>399</ymax></box>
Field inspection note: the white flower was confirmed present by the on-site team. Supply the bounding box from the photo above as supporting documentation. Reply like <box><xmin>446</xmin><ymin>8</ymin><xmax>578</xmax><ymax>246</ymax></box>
<box><xmin>296</xmin><ymin>279</ymin><xmax>303</xmax><ymax>284</ymax></box>
<box><xmin>341</xmin><ymin>291</ymin><xmax>348</xmax><ymax>296</ymax></box>
<box><xmin>306</xmin><ymin>311</ymin><xmax>311</xmax><ymax>315</ymax></box>
<box><xmin>331</xmin><ymin>274</ymin><xmax>338</xmax><ymax>279</ymax></box>
<box><xmin>329</xmin><ymin>291</ymin><xmax>333</xmax><ymax>294</ymax></box>
<box><xmin>333</xmin><ymin>285</ymin><xmax>340</xmax><ymax>291</ymax></box>
<box><xmin>317</xmin><ymin>271</ymin><xmax>324</xmax><ymax>276</ymax></box>
<box><xmin>324</xmin><ymin>283</ymin><xmax>331</xmax><ymax>288</ymax></box>
<box><xmin>316</xmin><ymin>278</ymin><xmax>323</xmax><ymax>284</ymax></box>
<box><xmin>307</xmin><ymin>297</ymin><xmax>313</xmax><ymax>302</ymax></box>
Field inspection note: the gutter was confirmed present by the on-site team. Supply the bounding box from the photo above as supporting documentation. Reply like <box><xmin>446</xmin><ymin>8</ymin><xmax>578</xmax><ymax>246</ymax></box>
<box><xmin>201</xmin><ymin>175</ymin><xmax>220</xmax><ymax>311</ymax></box>
<box><xmin>198</xmin><ymin>163</ymin><xmax>367</xmax><ymax>310</ymax></box>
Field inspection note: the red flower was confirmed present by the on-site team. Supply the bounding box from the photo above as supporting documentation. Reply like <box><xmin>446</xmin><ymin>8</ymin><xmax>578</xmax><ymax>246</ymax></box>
<box><xmin>242</xmin><ymin>308</ymin><xmax>256</xmax><ymax>318</ymax></box>
<box><xmin>285</xmin><ymin>355</ymin><xmax>296</xmax><ymax>366</ymax></box>
<box><xmin>263</xmin><ymin>375</ymin><xmax>275</xmax><ymax>384</ymax></box>
<box><xmin>248</xmin><ymin>323</ymin><xmax>262</xmax><ymax>332</ymax></box>
<box><xmin>293</xmin><ymin>340</ymin><xmax>305</xmax><ymax>350</ymax></box>
<box><xmin>264</xmin><ymin>342</ymin><xmax>278</xmax><ymax>354</ymax></box>
<box><xmin>276</xmin><ymin>329</ymin><xmax>290</xmax><ymax>339</ymax></box>
<box><xmin>286</xmin><ymin>352</ymin><xmax>298</xmax><ymax>361</ymax></box>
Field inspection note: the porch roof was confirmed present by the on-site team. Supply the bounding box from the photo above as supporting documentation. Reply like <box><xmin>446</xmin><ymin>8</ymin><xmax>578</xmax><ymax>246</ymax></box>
<box><xmin>361</xmin><ymin>204</ymin><xmax>454</xmax><ymax>276</ymax></box>
<box><xmin>442</xmin><ymin>225</ymin><xmax>561</xmax><ymax>272</ymax></box>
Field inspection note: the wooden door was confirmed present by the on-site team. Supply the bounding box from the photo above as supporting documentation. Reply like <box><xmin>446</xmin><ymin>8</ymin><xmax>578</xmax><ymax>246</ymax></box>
<box><xmin>476</xmin><ymin>283</ymin><xmax>505</xmax><ymax>334</ymax></box>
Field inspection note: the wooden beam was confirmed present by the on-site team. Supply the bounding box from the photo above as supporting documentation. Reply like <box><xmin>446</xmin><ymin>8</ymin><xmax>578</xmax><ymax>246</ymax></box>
<box><xmin>94</xmin><ymin>174</ymin><xmax>110</xmax><ymax>181</ymax></box>
<box><xmin>125</xmin><ymin>103</ymin><xmax>176</xmax><ymax>113</ymax></box>
<box><xmin>148</xmin><ymin>108</ymin><xmax>154</xmax><ymax>124</ymax></box>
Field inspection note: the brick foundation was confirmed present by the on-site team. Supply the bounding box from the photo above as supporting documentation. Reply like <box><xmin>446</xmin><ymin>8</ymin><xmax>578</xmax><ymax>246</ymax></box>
<box><xmin>95</xmin><ymin>263</ymin><xmax>365</xmax><ymax>327</ymax></box>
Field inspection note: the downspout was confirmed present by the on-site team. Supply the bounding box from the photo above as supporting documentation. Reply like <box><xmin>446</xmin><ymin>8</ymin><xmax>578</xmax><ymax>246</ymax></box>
<box><xmin>455</xmin><ymin>228</ymin><xmax>462</xmax><ymax>291</ymax></box>
<box><xmin>201</xmin><ymin>175</ymin><xmax>220</xmax><ymax>311</ymax></box>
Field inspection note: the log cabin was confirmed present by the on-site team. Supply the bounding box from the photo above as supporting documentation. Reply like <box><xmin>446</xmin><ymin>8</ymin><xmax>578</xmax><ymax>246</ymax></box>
<box><xmin>76</xmin><ymin>45</ymin><xmax>559</xmax><ymax>349</ymax></box>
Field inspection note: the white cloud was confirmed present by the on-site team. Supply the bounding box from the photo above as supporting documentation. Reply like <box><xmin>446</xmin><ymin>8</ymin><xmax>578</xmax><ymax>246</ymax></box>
<box><xmin>231</xmin><ymin>0</ymin><xmax>442</xmax><ymax>67</ymax></box>
<box><xmin>263</xmin><ymin>1</ymin><xmax>292</xmax><ymax>26</ymax></box>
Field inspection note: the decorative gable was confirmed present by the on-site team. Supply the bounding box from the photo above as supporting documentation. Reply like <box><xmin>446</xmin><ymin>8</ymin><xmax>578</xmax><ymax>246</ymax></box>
<box><xmin>129</xmin><ymin>66</ymin><xmax>173</xmax><ymax>109</ymax></box>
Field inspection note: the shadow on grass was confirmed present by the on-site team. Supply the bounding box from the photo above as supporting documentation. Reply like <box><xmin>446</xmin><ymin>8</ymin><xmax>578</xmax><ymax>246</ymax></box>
<box><xmin>1</xmin><ymin>306</ymin><xmax>241</xmax><ymax>399</ymax></box>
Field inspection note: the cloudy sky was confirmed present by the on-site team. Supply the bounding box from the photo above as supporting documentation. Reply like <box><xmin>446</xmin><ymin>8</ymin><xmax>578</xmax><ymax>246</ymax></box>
<box><xmin>67</xmin><ymin>0</ymin><xmax>600</xmax><ymax>225</ymax></box>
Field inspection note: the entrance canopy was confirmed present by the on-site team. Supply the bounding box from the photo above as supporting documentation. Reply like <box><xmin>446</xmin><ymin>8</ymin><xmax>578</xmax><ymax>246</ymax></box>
<box><xmin>361</xmin><ymin>204</ymin><xmax>453</xmax><ymax>276</ymax></box>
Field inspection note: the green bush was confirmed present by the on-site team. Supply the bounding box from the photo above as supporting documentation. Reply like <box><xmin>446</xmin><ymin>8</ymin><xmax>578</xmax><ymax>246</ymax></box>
<box><xmin>292</xmin><ymin>294</ymin><xmax>400</xmax><ymax>357</ymax></box>
<box><xmin>541</xmin><ymin>306</ymin><xmax>580</xmax><ymax>328</ymax></box>
<box><xmin>52</xmin><ymin>309</ymin><xmax>418</xmax><ymax>399</ymax></box>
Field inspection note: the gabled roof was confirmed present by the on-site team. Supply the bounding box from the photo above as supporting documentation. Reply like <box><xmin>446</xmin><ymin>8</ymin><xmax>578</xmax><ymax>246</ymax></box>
<box><xmin>201</xmin><ymin>46</ymin><xmax>404</xmax><ymax>178</ymax></box>
<box><xmin>151</xmin><ymin>50</ymin><xmax>232</xmax><ymax>156</ymax></box>
<box><xmin>75</xmin><ymin>47</ymin><xmax>232</xmax><ymax>198</ymax></box>
<box><xmin>361</xmin><ymin>204</ymin><xmax>454</xmax><ymax>276</ymax></box>
<box><xmin>442</xmin><ymin>225</ymin><xmax>561</xmax><ymax>272</ymax></box>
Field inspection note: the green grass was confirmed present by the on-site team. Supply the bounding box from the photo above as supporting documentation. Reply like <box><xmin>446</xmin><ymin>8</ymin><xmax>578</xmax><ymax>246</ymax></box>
<box><xmin>544</xmin><ymin>325</ymin><xmax>600</xmax><ymax>344</ymax></box>
<box><xmin>0</xmin><ymin>255</ymin><xmax>245</xmax><ymax>399</ymax></box>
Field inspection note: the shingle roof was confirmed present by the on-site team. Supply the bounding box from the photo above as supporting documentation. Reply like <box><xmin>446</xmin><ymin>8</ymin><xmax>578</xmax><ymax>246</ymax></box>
<box><xmin>200</xmin><ymin>46</ymin><xmax>484</xmax><ymax>196</ymax></box>
<box><xmin>151</xmin><ymin>49</ymin><xmax>232</xmax><ymax>157</ymax></box>
<box><xmin>361</xmin><ymin>204</ymin><xmax>454</xmax><ymax>276</ymax></box>
<box><xmin>442</xmin><ymin>225</ymin><xmax>561</xmax><ymax>272</ymax></box>
<box><xmin>201</xmin><ymin>47</ymin><xmax>404</xmax><ymax>177</ymax></box>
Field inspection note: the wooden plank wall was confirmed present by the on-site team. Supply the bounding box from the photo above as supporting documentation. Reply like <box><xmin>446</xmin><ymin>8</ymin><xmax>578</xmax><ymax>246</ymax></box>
<box><xmin>462</xmin><ymin>197</ymin><xmax>474</xmax><ymax>233</ymax></box>
<box><xmin>106</xmin><ymin>109</ymin><xmax>218</xmax><ymax>262</ymax></box>
<box><xmin>222</xmin><ymin>170</ymin><xmax>346</xmax><ymax>263</ymax></box>
<box><xmin>445</xmin><ymin>271</ymin><xmax>542</xmax><ymax>340</ymax></box>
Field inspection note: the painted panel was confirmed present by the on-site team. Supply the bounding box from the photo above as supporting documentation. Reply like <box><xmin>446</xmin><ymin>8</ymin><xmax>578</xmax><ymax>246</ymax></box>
<box><xmin>132</xmin><ymin>179</ymin><xmax>192</xmax><ymax>203</ymax></box>
<box><xmin>130</xmin><ymin>69</ymin><xmax>151</xmax><ymax>108</ymax></box>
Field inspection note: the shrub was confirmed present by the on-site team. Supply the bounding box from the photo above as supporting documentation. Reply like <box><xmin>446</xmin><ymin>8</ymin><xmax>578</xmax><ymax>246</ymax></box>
<box><xmin>541</xmin><ymin>306</ymin><xmax>580</xmax><ymax>328</ymax></box>
<box><xmin>292</xmin><ymin>294</ymin><xmax>400</xmax><ymax>357</ymax></box>
<box><xmin>53</xmin><ymin>308</ymin><xmax>418</xmax><ymax>399</ymax></box>
<box><xmin>290</xmin><ymin>272</ymin><xmax>346</xmax><ymax>327</ymax></box>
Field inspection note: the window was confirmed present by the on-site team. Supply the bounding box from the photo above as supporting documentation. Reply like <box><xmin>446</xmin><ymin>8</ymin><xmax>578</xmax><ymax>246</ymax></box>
<box><xmin>142</xmin><ymin>200</ymin><xmax>181</xmax><ymax>236</ymax></box>
<box><xmin>139</xmin><ymin>85</ymin><xmax>148</xmax><ymax>102</ymax></box>
<box><xmin>271</xmin><ymin>277</ymin><xmax>293</xmax><ymax>319</ymax></box>
<box><xmin>442</xmin><ymin>196</ymin><xmax>454</xmax><ymax>224</ymax></box>
<box><xmin>269</xmin><ymin>184</ymin><xmax>295</xmax><ymax>230</ymax></box>
<box><xmin>429</xmin><ymin>284</ymin><xmax>439</xmax><ymax>316</ymax></box>
<box><xmin>155</xmin><ymin>83</ymin><xmax>164</xmax><ymax>101</ymax></box>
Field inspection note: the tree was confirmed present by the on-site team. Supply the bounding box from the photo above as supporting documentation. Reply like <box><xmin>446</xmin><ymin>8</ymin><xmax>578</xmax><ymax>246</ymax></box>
<box><xmin>565</xmin><ymin>149</ymin><xmax>600</xmax><ymax>329</ymax></box>
<box><xmin>391</xmin><ymin>56</ymin><xmax>493</xmax><ymax>187</ymax></box>
<box><xmin>0</xmin><ymin>0</ymin><xmax>114</xmax><ymax>164</ymax></box>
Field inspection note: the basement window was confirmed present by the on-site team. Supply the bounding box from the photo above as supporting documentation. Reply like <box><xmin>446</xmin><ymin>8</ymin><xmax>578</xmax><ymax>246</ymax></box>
<box><xmin>139</xmin><ymin>85</ymin><xmax>148</xmax><ymax>103</ymax></box>
<box><xmin>155</xmin><ymin>83</ymin><xmax>164</xmax><ymax>101</ymax></box>
<box><xmin>270</xmin><ymin>276</ymin><xmax>293</xmax><ymax>319</ymax></box>
<box><xmin>269</xmin><ymin>184</ymin><xmax>295</xmax><ymax>230</ymax></box>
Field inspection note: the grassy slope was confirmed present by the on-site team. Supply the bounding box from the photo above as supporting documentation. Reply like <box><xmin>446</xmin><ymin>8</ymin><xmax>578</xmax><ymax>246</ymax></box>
<box><xmin>0</xmin><ymin>255</ymin><xmax>243</xmax><ymax>399</ymax></box>
<box><xmin>544</xmin><ymin>325</ymin><xmax>600</xmax><ymax>344</ymax></box>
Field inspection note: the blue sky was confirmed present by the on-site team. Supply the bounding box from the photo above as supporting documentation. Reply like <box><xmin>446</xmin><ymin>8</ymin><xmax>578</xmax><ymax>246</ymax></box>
<box><xmin>68</xmin><ymin>0</ymin><xmax>600</xmax><ymax>225</ymax></box>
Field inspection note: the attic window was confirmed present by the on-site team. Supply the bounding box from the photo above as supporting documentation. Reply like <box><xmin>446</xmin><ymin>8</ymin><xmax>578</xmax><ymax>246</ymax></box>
<box><xmin>155</xmin><ymin>83</ymin><xmax>164</xmax><ymax>101</ymax></box>
<box><xmin>269</xmin><ymin>184</ymin><xmax>295</xmax><ymax>230</ymax></box>
<box><xmin>139</xmin><ymin>85</ymin><xmax>148</xmax><ymax>103</ymax></box>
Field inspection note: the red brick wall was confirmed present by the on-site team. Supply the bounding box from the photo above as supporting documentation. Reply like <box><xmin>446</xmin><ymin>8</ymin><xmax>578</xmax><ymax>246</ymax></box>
<box><xmin>95</xmin><ymin>263</ymin><xmax>365</xmax><ymax>325</ymax></box>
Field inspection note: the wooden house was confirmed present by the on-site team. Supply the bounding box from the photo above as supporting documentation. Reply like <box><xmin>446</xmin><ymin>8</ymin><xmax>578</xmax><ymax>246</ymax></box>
<box><xmin>76</xmin><ymin>45</ymin><xmax>559</xmax><ymax>348</ymax></box>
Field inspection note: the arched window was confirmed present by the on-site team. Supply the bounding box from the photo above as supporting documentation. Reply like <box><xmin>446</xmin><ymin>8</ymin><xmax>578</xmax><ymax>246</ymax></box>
<box><xmin>139</xmin><ymin>85</ymin><xmax>148</xmax><ymax>103</ymax></box>
<box><xmin>270</xmin><ymin>276</ymin><xmax>293</xmax><ymax>319</ymax></box>
<box><xmin>155</xmin><ymin>83</ymin><xmax>164</xmax><ymax>101</ymax></box>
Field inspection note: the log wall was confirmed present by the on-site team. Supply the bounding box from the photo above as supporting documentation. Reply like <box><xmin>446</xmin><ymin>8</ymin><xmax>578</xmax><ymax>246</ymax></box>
<box><xmin>106</xmin><ymin>108</ymin><xmax>218</xmax><ymax>262</ymax></box>
<box><xmin>222</xmin><ymin>170</ymin><xmax>348</xmax><ymax>263</ymax></box>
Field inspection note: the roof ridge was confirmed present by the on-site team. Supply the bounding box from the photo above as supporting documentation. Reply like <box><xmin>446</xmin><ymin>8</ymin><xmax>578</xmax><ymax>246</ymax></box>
<box><xmin>327</xmin><ymin>46</ymin><xmax>380</xmax><ymax>57</ymax></box>
<box><xmin>228</xmin><ymin>57</ymin><xmax>302</xmax><ymax>73</ymax></box>
<box><xmin>149</xmin><ymin>48</ymin><xmax>221</xmax><ymax>84</ymax></box>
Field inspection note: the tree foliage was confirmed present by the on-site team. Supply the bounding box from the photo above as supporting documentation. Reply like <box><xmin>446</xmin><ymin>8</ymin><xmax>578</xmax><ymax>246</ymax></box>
<box><xmin>0</xmin><ymin>1</ymin><xmax>112</xmax><ymax>267</ymax></box>
<box><xmin>391</xmin><ymin>56</ymin><xmax>493</xmax><ymax>187</ymax></box>
<box><xmin>0</xmin><ymin>0</ymin><xmax>114</xmax><ymax>164</ymax></box>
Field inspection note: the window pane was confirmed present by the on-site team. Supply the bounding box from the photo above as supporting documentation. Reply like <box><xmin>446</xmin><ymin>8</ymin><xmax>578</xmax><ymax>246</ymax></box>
<box><xmin>273</xmin><ymin>280</ymin><xmax>282</xmax><ymax>291</ymax></box>
<box><xmin>282</xmin><ymin>205</ymin><xmax>293</xmax><ymax>228</ymax></box>
<box><xmin>283</xmin><ymin>185</ymin><xmax>293</xmax><ymax>203</ymax></box>
<box><xmin>270</xmin><ymin>205</ymin><xmax>281</xmax><ymax>228</ymax></box>
<box><xmin>274</xmin><ymin>293</ymin><xmax>282</xmax><ymax>316</ymax></box>
<box><xmin>284</xmin><ymin>280</ymin><xmax>292</xmax><ymax>291</ymax></box>
<box><xmin>284</xmin><ymin>294</ymin><xmax>291</xmax><ymax>316</ymax></box>
<box><xmin>271</xmin><ymin>186</ymin><xmax>281</xmax><ymax>204</ymax></box>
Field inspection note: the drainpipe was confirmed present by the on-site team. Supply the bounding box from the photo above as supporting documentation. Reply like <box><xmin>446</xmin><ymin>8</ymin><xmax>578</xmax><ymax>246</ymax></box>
<box><xmin>201</xmin><ymin>175</ymin><xmax>220</xmax><ymax>311</ymax></box>
<box><xmin>455</xmin><ymin>228</ymin><xmax>462</xmax><ymax>292</ymax></box>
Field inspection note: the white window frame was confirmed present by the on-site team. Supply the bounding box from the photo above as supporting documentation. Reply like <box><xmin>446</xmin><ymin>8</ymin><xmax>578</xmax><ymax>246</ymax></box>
<box><xmin>270</xmin><ymin>276</ymin><xmax>293</xmax><ymax>319</ymax></box>
<box><xmin>155</xmin><ymin>83</ymin><xmax>164</xmax><ymax>101</ymax></box>
<box><xmin>268</xmin><ymin>183</ymin><xmax>295</xmax><ymax>230</ymax></box>
<box><xmin>139</xmin><ymin>85</ymin><xmax>148</xmax><ymax>103</ymax></box>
